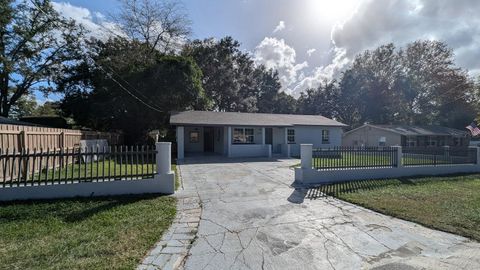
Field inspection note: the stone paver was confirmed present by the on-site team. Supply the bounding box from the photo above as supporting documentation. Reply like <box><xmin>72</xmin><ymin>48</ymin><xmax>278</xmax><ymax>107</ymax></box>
<box><xmin>178</xmin><ymin>156</ymin><xmax>480</xmax><ymax>270</ymax></box>
<box><xmin>137</xmin><ymin>184</ymin><xmax>201</xmax><ymax>270</ymax></box>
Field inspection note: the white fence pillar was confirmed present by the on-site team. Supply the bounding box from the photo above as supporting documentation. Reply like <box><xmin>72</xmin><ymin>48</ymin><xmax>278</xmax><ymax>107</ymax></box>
<box><xmin>176</xmin><ymin>126</ymin><xmax>184</xmax><ymax>160</ymax></box>
<box><xmin>393</xmin><ymin>145</ymin><xmax>403</xmax><ymax>168</ymax></box>
<box><xmin>156</xmin><ymin>142</ymin><xmax>172</xmax><ymax>174</ymax></box>
<box><xmin>261</xmin><ymin>127</ymin><xmax>265</xmax><ymax>145</ymax></box>
<box><xmin>153</xmin><ymin>142</ymin><xmax>175</xmax><ymax>194</ymax></box>
<box><xmin>301</xmin><ymin>144</ymin><xmax>313</xmax><ymax>169</ymax></box>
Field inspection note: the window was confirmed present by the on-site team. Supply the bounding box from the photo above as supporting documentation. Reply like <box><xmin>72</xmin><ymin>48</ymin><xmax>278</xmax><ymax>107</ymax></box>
<box><xmin>378</xmin><ymin>136</ymin><xmax>386</xmax><ymax>146</ymax></box>
<box><xmin>453</xmin><ymin>137</ymin><xmax>460</xmax><ymax>146</ymax></box>
<box><xmin>426</xmin><ymin>136</ymin><xmax>436</xmax><ymax>147</ymax></box>
<box><xmin>322</xmin><ymin>130</ymin><xmax>329</xmax><ymax>144</ymax></box>
<box><xmin>189</xmin><ymin>131</ymin><xmax>199</xmax><ymax>143</ymax></box>
<box><xmin>287</xmin><ymin>129</ymin><xmax>295</xmax><ymax>143</ymax></box>
<box><xmin>406</xmin><ymin>137</ymin><xmax>416</xmax><ymax>147</ymax></box>
<box><xmin>233</xmin><ymin>128</ymin><xmax>254</xmax><ymax>144</ymax></box>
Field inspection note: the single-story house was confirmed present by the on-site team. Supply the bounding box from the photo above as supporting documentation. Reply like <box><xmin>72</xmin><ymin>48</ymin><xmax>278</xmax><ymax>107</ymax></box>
<box><xmin>342</xmin><ymin>124</ymin><xmax>470</xmax><ymax>147</ymax></box>
<box><xmin>170</xmin><ymin>111</ymin><xmax>347</xmax><ymax>159</ymax></box>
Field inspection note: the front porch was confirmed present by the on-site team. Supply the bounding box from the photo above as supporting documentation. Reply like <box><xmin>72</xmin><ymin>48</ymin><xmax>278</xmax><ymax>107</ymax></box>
<box><xmin>175</xmin><ymin>125</ymin><xmax>292</xmax><ymax>159</ymax></box>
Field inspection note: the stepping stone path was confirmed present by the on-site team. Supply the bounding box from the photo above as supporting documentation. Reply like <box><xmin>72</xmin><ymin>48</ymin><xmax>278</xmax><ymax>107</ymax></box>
<box><xmin>137</xmin><ymin>195</ymin><xmax>201</xmax><ymax>270</ymax></box>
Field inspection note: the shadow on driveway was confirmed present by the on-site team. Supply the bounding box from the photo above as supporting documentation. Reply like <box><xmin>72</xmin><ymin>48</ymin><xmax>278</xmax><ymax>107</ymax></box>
<box><xmin>288</xmin><ymin>179</ymin><xmax>401</xmax><ymax>202</ymax></box>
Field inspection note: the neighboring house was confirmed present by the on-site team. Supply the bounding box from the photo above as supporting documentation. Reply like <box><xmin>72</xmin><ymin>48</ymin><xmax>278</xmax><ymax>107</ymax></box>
<box><xmin>0</xmin><ymin>116</ymin><xmax>40</xmax><ymax>126</ymax></box>
<box><xmin>20</xmin><ymin>116</ymin><xmax>70</xmax><ymax>128</ymax></box>
<box><xmin>343</xmin><ymin>124</ymin><xmax>470</xmax><ymax>147</ymax></box>
<box><xmin>170</xmin><ymin>111</ymin><xmax>347</xmax><ymax>159</ymax></box>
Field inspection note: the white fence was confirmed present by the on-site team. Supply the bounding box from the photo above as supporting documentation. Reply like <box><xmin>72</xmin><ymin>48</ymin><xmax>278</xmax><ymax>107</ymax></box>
<box><xmin>295</xmin><ymin>144</ymin><xmax>480</xmax><ymax>185</ymax></box>
<box><xmin>0</xmin><ymin>142</ymin><xmax>175</xmax><ymax>201</ymax></box>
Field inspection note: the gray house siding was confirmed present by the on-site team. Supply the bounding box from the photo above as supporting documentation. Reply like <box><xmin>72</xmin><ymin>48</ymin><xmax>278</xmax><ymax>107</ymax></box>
<box><xmin>343</xmin><ymin>125</ymin><xmax>470</xmax><ymax>147</ymax></box>
<box><xmin>184</xmin><ymin>126</ymin><xmax>204</xmax><ymax>153</ymax></box>
<box><xmin>289</xmin><ymin>126</ymin><xmax>343</xmax><ymax>156</ymax></box>
<box><xmin>343</xmin><ymin>125</ymin><xmax>401</xmax><ymax>147</ymax></box>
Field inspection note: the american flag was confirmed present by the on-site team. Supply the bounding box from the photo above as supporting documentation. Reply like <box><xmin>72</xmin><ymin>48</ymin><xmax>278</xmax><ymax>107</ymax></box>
<box><xmin>466</xmin><ymin>121</ymin><xmax>480</xmax><ymax>136</ymax></box>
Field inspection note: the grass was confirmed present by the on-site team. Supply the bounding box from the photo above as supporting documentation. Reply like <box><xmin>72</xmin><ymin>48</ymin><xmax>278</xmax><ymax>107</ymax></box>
<box><xmin>292</xmin><ymin>153</ymin><xmax>470</xmax><ymax>168</ymax></box>
<box><xmin>0</xmin><ymin>195</ymin><xmax>176</xmax><ymax>270</ymax></box>
<box><xmin>12</xmin><ymin>159</ymin><xmax>182</xmax><ymax>187</ymax></box>
<box><xmin>172</xmin><ymin>163</ymin><xmax>180</xmax><ymax>190</ymax></box>
<box><xmin>32</xmin><ymin>160</ymin><xmax>157</xmax><ymax>182</ymax></box>
<box><xmin>318</xmin><ymin>174</ymin><xmax>480</xmax><ymax>241</ymax></box>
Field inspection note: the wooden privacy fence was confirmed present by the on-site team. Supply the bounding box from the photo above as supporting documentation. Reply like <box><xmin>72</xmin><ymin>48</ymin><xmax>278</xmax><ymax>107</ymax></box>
<box><xmin>0</xmin><ymin>145</ymin><xmax>157</xmax><ymax>187</ymax></box>
<box><xmin>0</xmin><ymin>124</ymin><xmax>122</xmax><ymax>150</ymax></box>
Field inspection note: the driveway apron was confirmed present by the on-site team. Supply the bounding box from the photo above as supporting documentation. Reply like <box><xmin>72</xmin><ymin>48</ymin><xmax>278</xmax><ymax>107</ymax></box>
<box><xmin>178</xmin><ymin>157</ymin><xmax>480</xmax><ymax>270</ymax></box>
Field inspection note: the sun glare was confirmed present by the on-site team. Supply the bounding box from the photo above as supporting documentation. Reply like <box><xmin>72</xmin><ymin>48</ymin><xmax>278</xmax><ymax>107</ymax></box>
<box><xmin>307</xmin><ymin>0</ymin><xmax>359</xmax><ymax>23</ymax></box>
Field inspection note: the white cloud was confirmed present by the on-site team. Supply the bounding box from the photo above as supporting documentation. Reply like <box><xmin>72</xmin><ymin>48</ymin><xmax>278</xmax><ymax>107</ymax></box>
<box><xmin>273</xmin><ymin>0</ymin><xmax>480</xmax><ymax>96</ymax></box>
<box><xmin>272</xmin><ymin>21</ymin><xmax>286</xmax><ymax>33</ymax></box>
<box><xmin>328</xmin><ymin>0</ymin><xmax>480</xmax><ymax>77</ymax></box>
<box><xmin>306</xmin><ymin>48</ymin><xmax>316</xmax><ymax>57</ymax></box>
<box><xmin>254</xmin><ymin>37</ymin><xmax>308</xmax><ymax>94</ymax></box>
<box><xmin>51</xmin><ymin>2</ymin><xmax>123</xmax><ymax>39</ymax></box>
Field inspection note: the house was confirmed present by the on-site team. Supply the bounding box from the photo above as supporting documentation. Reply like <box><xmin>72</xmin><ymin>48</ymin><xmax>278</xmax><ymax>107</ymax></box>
<box><xmin>342</xmin><ymin>124</ymin><xmax>470</xmax><ymax>147</ymax></box>
<box><xmin>170</xmin><ymin>111</ymin><xmax>347</xmax><ymax>159</ymax></box>
<box><xmin>0</xmin><ymin>116</ymin><xmax>41</xmax><ymax>126</ymax></box>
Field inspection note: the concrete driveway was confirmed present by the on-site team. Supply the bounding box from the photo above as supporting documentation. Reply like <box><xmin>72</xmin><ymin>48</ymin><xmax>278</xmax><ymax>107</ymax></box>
<box><xmin>177</xmin><ymin>157</ymin><xmax>480</xmax><ymax>270</ymax></box>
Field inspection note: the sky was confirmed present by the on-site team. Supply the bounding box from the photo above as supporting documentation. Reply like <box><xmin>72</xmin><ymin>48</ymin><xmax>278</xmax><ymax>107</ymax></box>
<box><xmin>46</xmin><ymin>0</ymin><xmax>480</xmax><ymax>101</ymax></box>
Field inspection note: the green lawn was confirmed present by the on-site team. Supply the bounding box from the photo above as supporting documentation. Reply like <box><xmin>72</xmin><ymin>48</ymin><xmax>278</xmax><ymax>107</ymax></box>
<box><xmin>319</xmin><ymin>174</ymin><xmax>480</xmax><ymax>241</ymax></box>
<box><xmin>0</xmin><ymin>195</ymin><xmax>176</xmax><ymax>270</ymax></box>
<box><xmin>311</xmin><ymin>153</ymin><xmax>395</xmax><ymax>168</ymax></box>
<box><xmin>31</xmin><ymin>160</ymin><xmax>157</xmax><ymax>183</ymax></box>
<box><xmin>292</xmin><ymin>153</ymin><xmax>470</xmax><ymax>168</ymax></box>
<box><xmin>172</xmin><ymin>163</ymin><xmax>181</xmax><ymax>190</ymax></box>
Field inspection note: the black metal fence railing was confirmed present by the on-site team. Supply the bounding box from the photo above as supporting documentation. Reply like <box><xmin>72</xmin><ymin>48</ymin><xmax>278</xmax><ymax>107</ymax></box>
<box><xmin>312</xmin><ymin>147</ymin><xmax>398</xmax><ymax>170</ymax></box>
<box><xmin>0</xmin><ymin>145</ymin><xmax>157</xmax><ymax>188</ymax></box>
<box><xmin>403</xmin><ymin>147</ymin><xmax>477</xmax><ymax>166</ymax></box>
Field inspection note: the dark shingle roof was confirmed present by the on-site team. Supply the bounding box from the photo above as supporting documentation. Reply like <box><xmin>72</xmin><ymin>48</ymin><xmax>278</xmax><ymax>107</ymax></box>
<box><xmin>370</xmin><ymin>124</ymin><xmax>468</xmax><ymax>136</ymax></box>
<box><xmin>0</xmin><ymin>116</ymin><xmax>40</xmax><ymax>126</ymax></box>
<box><xmin>170</xmin><ymin>111</ymin><xmax>347</xmax><ymax>127</ymax></box>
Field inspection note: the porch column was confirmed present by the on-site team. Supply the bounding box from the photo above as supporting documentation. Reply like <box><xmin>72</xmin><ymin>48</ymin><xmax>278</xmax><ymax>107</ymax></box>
<box><xmin>227</xmin><ymin>126</ymin><xmax>232</xmax><ymax>157</ymax></box>
<box><xmin>176</xmin><ymin>126</ymin><xmax>184</xmax><ymax>160</ymax></box>
<box><xmin>283</xmin><ymin>127</ymin><xmax>290</xmax><ymax>157</ymax></box>
<box><xmin>261</xmin><ymin>127</ymin><xmax>265</xmax><ymax>145</ymax></box>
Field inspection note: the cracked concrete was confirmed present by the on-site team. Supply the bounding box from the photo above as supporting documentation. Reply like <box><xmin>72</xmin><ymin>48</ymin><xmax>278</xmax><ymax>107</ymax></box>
<box><xmin>178</xmin><ymin>156</ymin><xmax>480</xmax><ymax>270</ymax></box>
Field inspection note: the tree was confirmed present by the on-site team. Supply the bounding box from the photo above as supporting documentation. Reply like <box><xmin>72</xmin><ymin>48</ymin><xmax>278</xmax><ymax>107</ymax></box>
<box><xmin>60</xmin><ymin>38</ymin><xmax>208</xmax><ymax>143</ymax></box>
<box><xmin>334</xmin><ymin>40</ymin><xmax>477</xmax><ymax>129</ymax></box>
<box><xmin>272</xmin><ymin>92</ymin><xmax>297</xmax><ymax>114</ymax></box>
<box><xmin>182</xmin><ymin>37</ymin><xmax>254</xmax><ymax>111</ymax></box>
<box><xmin>183</xmin><ymin>36</ymin><xmax>295</xmax><ymax>113</ymax></box>
<box><xmin>33</xmin><ymin>101</ymin><xmax>61</xmax><ymax>116</ymax></box>
<box><xmin>9</xmin><ymin>95</ymin><xmax>38</xmax><ymax>119</ymax></box>
<box><xmin>0</xmin><ymin>0</ymin><xmax>85</xmax><ymax>117</ymax></box>
<box><xmin>297</xmin><ymin>80</ymin><xmax>340</xmax><ymax>118</ymax></box>
<box><xmin>256</xmin><ymin>67</ymin><xmax>283</xmax><ymax>113</ymax></box>
<box><xmin>114</xmin><ymin>0</ymin><xmax>191</xmax><ymax>53</ymax></box>
<box><xmin>400</xmin><ymin>40</ymin><xmax>476</xmax><ymax>128</ymax></box>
